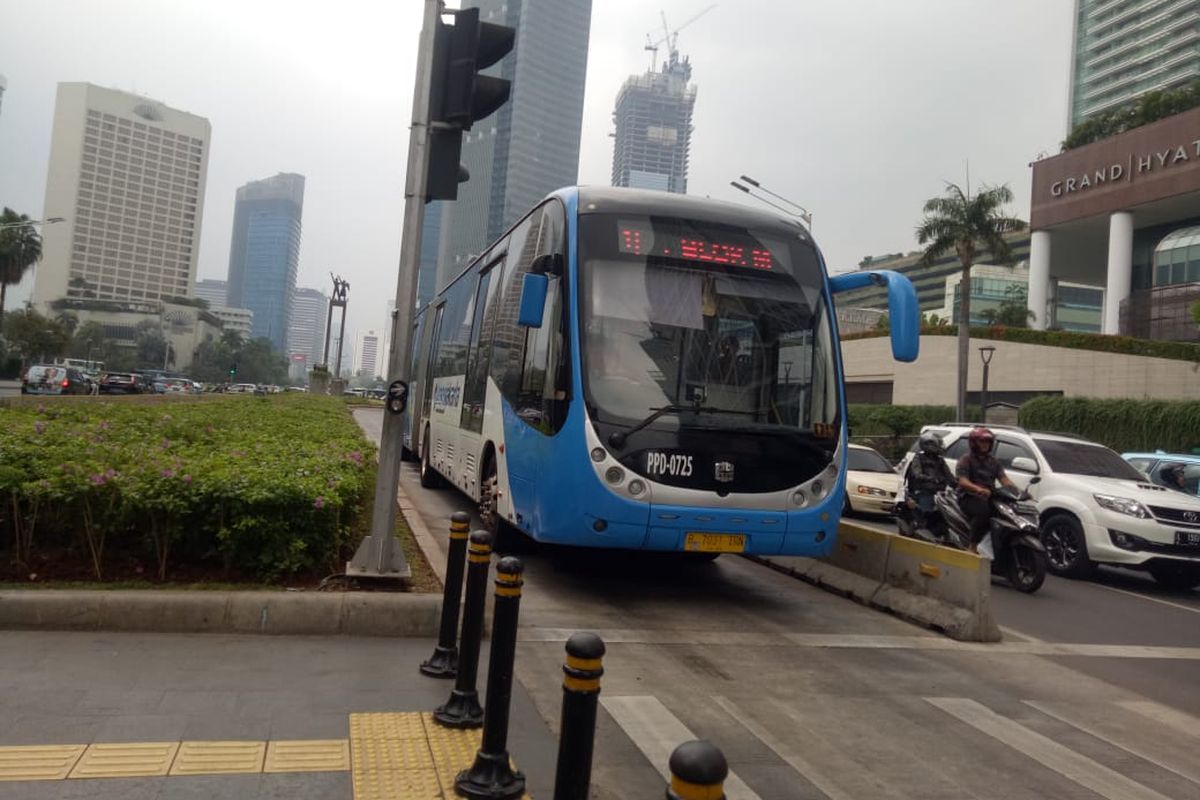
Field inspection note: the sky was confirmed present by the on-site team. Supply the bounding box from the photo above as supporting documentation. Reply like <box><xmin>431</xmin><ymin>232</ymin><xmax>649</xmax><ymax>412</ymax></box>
<box><xmin>0</xmin><ymin>0</ymin><xmax>1074</xmax><ymax>343</ymax></box>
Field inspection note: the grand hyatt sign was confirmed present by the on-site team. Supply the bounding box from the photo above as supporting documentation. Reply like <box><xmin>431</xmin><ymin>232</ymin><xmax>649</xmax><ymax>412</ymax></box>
<box><xmin>1050</xmin><ymin>140</ymin><xmax>1199</xmax><ymax>196</ymax></box>
<box><xmin>1031</xmin><ymin>106</ymin><xmax>1200</xmax><ymax>229</ymax></box>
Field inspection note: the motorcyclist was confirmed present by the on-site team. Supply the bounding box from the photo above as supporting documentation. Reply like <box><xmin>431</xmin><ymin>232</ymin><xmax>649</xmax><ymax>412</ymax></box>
<box><xmin>904</xmin><ymin>431</ymin><xmax>955</xmax><ymax>529</ymax></box>
<box><xmin>1159</xmin><ymin>463</ymin><xmax>1193</xmax><ymax>495</ymax></box>
<box><xmin>956</xmin><ymin>427</ymin><xmax>1017</xmax><ymax>552</ymax></box>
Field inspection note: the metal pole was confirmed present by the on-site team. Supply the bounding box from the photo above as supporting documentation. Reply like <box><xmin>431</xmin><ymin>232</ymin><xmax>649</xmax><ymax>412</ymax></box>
<box><xmin>433</xmin><ymin>531</ymin><xmax>491</xmax><ymax>728</ymax></box>
<box><xmin>321</xmin><ymin>288</ymin><xmax>334</xmax><ymax>367</ymax></box>
<box><xmin>553</xmin><ymin>633</ymin><xmax>606</xmax><ymax>800</ymax></box>
<box><xmin>334</xmin><ymin>302</ymin><xmax>347</xmax><ymax>380</ymax></box>
<box><xmin>980</xmin><ymin>361</ymin><xmax>989</xmax><ymax>423</ymax></box>
<box><xmin>456</xmin><ymin>556</ymin><xmax>526</xmax><ymax>799</ymax></box>
<box><xmin>420</xmin><ymin>511</ymin><xmax>471</xmax><ymax>678</ymax></box>
<box><xmin>347</xmin><ymin>0</ymin><xmax>440</xmax><ymax>579</ymax></box>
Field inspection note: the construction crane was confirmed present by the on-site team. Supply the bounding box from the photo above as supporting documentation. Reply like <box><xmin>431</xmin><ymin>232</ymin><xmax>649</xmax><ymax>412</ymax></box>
<box><xmin>644</xmin><ymin>4</ymin><xmax>716</xmax><ymax>72</ymax></box>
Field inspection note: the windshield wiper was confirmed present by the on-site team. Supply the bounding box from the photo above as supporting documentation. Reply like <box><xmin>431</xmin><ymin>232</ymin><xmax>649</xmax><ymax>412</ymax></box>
<box><xmin>608</xmin><ymin>404</ymin><xmax>753</xmax><ymax>449</ymax></box>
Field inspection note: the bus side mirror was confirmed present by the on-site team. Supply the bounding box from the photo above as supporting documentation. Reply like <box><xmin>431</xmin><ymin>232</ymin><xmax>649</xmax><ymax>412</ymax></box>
<box><xmin>518</xmin><ymin>274</ymin><xmax>548</xmax><ymax>328</ymax></box>
<box><xmin>829</xmin><ymin>269</ymin><xmax>919</xmax><ymax>363</ymax></box>
<box><xmin>531</xmin><ymin>252</ymin><xmax>563</xmax><ymax>276</ymax></box>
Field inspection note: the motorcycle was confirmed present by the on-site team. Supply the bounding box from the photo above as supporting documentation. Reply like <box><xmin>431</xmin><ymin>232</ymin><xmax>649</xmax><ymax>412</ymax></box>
<box><xmin>896</xmin><ymin>478</ymin><xmax>1047</xmax><ymax>593</ymax></box>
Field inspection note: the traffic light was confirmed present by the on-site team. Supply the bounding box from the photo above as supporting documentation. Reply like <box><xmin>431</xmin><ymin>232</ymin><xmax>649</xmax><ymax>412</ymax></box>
<box><xmin>229</xmin><ymin>363</ymin><xmax>237</xmax><ymax>377</ymax></box>
<box><xmin>426</xmin><ymin>7</ymin><xmax>516</xmax><ymax>201</ymax></box>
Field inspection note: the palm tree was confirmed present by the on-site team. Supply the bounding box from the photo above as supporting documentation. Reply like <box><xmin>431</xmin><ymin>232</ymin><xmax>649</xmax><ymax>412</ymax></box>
<box><xmin>0</xmin><ymin>209</ymin><xmax>44</xmax><ymax>325</ymax></box>
<box><xmin>916</xmin><ymin>183</ymin><xmax>1026</xmax><ymax>422</ymax></box>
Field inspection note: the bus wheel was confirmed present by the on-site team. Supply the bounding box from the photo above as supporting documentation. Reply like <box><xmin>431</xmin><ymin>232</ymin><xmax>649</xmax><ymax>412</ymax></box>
<box><xmin>419</xmin><ymin>430</ymin><xmax>443</xmax><ymax>489</ymax></box>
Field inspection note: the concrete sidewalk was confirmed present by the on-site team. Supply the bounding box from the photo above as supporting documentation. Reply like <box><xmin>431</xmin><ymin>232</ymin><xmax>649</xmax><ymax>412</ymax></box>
<box><xmin>0</xmin><ymin>632</ymin><xmax>557</xmax><ymax>799</ymax></box>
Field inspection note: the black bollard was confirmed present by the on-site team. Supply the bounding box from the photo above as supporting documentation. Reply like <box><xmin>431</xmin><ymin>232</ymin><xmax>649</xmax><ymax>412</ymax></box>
<box><xmin>552</xmin><ymin>632</ymin><xmax>605</xmax><ymax>800</ymax></box>
<box><xmin>666</xmin><ymin>740</ymin><xmax>728</xmax><ymax>800</ymax></box>
<box><xmin>455</xmin><ymin>556</ymin><xmax>525</xmax><ymax>799</ymax></box>
<box><xmin>421</xmin><ymin>511</ymin><xmax>472</xmax><ymax>678</ymax></box>
<box><xmin>433</xmin><ymin>530</ymin><xmax>492</xmax><ymax>728</ymax></box>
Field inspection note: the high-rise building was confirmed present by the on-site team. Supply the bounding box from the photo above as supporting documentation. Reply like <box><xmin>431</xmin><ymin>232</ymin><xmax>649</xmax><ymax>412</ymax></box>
<box><xmin>1068</xmin><ymin>0</ymin><xmax>1200</xmax><ymax>129</ymax></box>
<box><xmin>352</xmin><ymin>329</ymin><xmax>382</xmax><ymax>379</ymax></box>
<box><xmin>226</xmin><ymin>173</ymin><xmax>305</xmax><ymax>352</ymax></box>
<box><xmin>288</xmin><ymin>286</ymin><xmax>329</xmax><ymax>368</ymax></box>
<box><xmin>611</xmin><ymin>52</ymin><xmax>697</xmax><ymax>193</ymax></box>
<box><xmin>193</xmin><ymin>277</ymin><xmax>227</xmax><ymax>307</ymax></box>
<box><xmin>437</xmin><ymin>0</ymin><xmax>592</xmax><ymax>288</ymax></box>
<box><xmin>418</xmin><ymin>201</ymin><xmax>442</xmax><ymax>307</ymax></box>
<box><xmin>32</xmin><ymin>83</ymin><xmax>211</xmax><ymax>310</ymax></box>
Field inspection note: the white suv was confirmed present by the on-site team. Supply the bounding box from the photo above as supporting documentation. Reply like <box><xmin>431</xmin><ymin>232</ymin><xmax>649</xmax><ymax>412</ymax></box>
<box><xmin>898</xmin><ymin>424</ymin><xmax>1200</xmax><ymax>590</ymax></box>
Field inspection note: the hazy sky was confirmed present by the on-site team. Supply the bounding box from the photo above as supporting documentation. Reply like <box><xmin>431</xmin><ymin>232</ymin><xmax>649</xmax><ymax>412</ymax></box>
<box><xmin>0</xmin><ymin>0</ymin><xmax>1073</xmax><ymax>341</ymax></box>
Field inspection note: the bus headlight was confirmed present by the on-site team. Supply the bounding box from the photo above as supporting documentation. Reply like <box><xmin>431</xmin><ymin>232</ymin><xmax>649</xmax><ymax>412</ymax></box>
<box><xmin>628</xmin><ymin>479</ymin><xmax>646</xmax><ymax>496</ymax></box>
<box><xmin>791</xmin><ymin>489</ymin><xmax>807</xmax><ymax>507</ymax></box>
<box><xmin>591</xmin><ymin>447</ymin><xmax>606</xmax><ymax>462</ymax></box>
<box><xmin>605</xmin><ymin>466</ymin><xmax>625</xmax><ymax>485</ymax></box>
<box><xmin>810</xmin><ymin>480</ymin><xmax>825</xmax><ymax>498</ymax></box>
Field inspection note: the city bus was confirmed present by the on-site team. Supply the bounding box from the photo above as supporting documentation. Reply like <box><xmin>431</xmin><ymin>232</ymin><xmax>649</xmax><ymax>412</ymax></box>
<box><xmin>403</xmin><ymin>186</ymin><xmax>918</xmax><ymax>556</ymax></box>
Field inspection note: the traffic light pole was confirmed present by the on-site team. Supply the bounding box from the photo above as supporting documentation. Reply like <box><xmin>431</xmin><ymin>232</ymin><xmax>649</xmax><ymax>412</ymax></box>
<box><xmin>347</xmin><ymin>0</ymin><xmax>442</xmax><ymax>580</ymax></box>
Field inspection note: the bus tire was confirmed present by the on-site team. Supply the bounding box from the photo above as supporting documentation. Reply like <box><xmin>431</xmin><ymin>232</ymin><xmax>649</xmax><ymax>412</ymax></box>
<box><xmin>419</xmin><ymin>428</ymin><xmax>443</xmax><ymax>489</ymax></box>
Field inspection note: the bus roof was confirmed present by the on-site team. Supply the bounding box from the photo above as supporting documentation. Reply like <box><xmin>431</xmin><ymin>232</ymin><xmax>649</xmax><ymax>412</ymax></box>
<box><xmin>572</xmin><ymin>186</ymin><xmax>810</xmax><ymax>239</ymax></box>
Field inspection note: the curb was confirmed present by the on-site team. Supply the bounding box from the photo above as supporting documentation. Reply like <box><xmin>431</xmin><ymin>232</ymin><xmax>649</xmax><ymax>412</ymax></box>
<box><xmin>749</xmin><ymin>520</ymin><xmax>1002</xmax><ymax>643</ymax></box>
<box><xmin>0</xmin><ymin>590</ymin><xmax>442</xmax><ymax>637</ymax></box>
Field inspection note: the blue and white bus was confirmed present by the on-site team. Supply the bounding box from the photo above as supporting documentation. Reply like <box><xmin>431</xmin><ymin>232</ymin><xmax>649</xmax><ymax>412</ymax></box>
<box><xmin>404</xmin><ymin>187</ymin><xmax>918</xmax><ymax>556</ymax></box>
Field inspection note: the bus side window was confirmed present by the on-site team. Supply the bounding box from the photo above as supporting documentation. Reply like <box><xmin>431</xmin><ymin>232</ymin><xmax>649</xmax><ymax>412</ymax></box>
<box><xmin>460</xmin><ymin>254</ymin><xmax>502</xmax><ymax>433</ymax></box>
<box><xmin>490</xmin><ymin>214</ymin><xmax>536</xmax><ymax>402</ymax></box>
<box><xmin>515</xmin><ymin>200</ymin><xmax>569</xmax><ymax>434</ymax></box>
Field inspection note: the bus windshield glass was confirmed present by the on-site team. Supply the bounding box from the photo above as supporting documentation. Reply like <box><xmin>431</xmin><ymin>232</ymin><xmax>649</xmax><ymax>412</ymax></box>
<box><xmin>579</xmin><ymin>212</ymin><xmax>839</xmax><ymax>441</ymax></box>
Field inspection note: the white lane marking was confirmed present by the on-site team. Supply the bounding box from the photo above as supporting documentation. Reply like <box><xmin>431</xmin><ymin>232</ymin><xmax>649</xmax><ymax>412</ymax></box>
<box><xmin>999</xmin><ymin>626</ymin><xmax>1044</xmax><ymax>643</ymax></box>
<box><xmin>600</xmin><ymin>695</ymin><xmax>761</xmax><ymax>800</ymax></box>
<box><xmin>1025</xmin><ymin>700</ymin><xmax>1200</xmax><ymax>786</ymax></box>
<box><xmin>1118</xmin><ymin>700</ymin><xmax>1200</xmax><ymax>739</ymax></box>
<box><xmin>712</xmin><ymin>696</ymin><xmax>858</xmax><ymax>800</ymax></box>
<box><xmin>521</xmin><ymin>628</ymin><xmax>1200</xmax><ymax>659</ymax></box>
<box><xmin>1092</xmin><ymin>583</ymin><xmax>1200</xmax><ymax>616</ymax></box>
<box><xmin>926</xmin><ymin>698</ymin><xmax>1173</xmax><ymax>800</ymax></box>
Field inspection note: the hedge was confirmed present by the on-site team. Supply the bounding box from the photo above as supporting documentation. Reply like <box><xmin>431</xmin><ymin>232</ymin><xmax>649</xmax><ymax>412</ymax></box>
<box><xmin>843</xmin><ymin>325</ymin><xmax>1200</xmax><ymax>363</ymax></box>
<box><xmin>847</xmin><ymin>404</ymin><xmax>956</xmax><ymax>437</ymax></box>
<box><xmin>0</xmin><ymin>394</ymin><xmax>376</xmax><ymax>582</ymax></box>
<box><xmin>1018</xmin><ymin>397</ymin><xmax>1200</xmax><ymax>454</ymax></box>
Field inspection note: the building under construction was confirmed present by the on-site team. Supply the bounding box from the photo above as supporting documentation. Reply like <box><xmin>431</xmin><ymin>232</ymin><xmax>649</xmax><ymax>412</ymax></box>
<box><xmin>611</xmin><ymin>50</ymin><xmax>697</xmax><ymax>194</ymax></box>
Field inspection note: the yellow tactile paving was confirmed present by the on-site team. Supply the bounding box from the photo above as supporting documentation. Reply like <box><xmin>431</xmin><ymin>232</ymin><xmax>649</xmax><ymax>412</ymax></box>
<box><xmin>350</xmin><ymin>737</ymin><xmax>435</xmax><ymax>773</ymax></box>
<box><xmin>420</xmin><ymin>716</ymin><xmax>531</xmax><ymax>800</ymax></box>
<box><xmin>169</xmin><ymin>741</ymin><xmax>266</xmax><ymax>775</ymax></box>
<box><xmin>69</xmin><ymin>742</ymin><xmax>180</xmax><ymax>778</ymax></box>
<box><xmin>349</xmin><ymin>711</ymin><xmax>429</xmax><ymax>741</ymax></box>
<box><xmin>0</xmin><ymin>744</ymin><xmax>86</xmax><ymax>781</ymax></box>
<box><xmin>352</xmin><ymin>766</ymin><xmax>443</xmax><ymax>800</ymax></box>
<box><xmin>264</xmin><ymin>739</ymin><xmax>350</xmax><ymax>773</ymax></box>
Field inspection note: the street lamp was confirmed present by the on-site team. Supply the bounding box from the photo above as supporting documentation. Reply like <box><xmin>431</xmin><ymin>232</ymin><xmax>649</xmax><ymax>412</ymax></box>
<box><xmin>979</xmin><ymin>345</ymin><xmax>996</xmax><ymax>422</ymax></box>
<box><xmin>730</xmin><ymin>175</ymin><xmax>812</xmax><ymax>231</ymax></box>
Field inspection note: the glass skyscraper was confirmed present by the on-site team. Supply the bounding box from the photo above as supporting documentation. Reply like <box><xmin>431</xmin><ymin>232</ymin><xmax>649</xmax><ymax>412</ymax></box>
<box><xmin>437</xmin><ymin>0</ymin><xmax>592</xmax><ymax>288</ymax></box>
<box><xmin>226</xmin><ymin>173</ymin><xmax>305</xmax><ymax>352</ymax></box>
<box><xmin>1068</xmin><ymin>0</ymin><xmax>1200</xmax><ymax>129</ymax></box>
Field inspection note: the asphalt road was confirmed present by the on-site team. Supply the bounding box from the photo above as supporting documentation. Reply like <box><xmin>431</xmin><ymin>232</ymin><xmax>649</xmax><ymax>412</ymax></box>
<box><xmin>360</xmin><ymin>410</ymin><xmax>1200</xmax><ymax>800</ymax></box>
<box><xmin>0</xmin><ymin>379</ymin><xmax>20</xmax><ymax>397</ymax></box>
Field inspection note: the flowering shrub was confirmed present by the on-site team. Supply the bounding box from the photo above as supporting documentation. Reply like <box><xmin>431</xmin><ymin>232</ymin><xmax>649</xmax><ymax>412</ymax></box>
<box><xmin>0</xmin><ymin>395</ymin><xmax>377</xmax><ymax>581</ymax></box>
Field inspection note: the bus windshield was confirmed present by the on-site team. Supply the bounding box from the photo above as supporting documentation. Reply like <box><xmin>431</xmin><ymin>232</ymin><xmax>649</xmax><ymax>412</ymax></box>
<box><xmin>579</xmin><ymin>213</ymin><xmax>839</xmax><ymax>442</ymax></box>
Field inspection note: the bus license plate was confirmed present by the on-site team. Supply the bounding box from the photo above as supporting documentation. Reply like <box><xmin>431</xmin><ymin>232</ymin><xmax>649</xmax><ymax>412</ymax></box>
<box><xmin>1175</xmin><ymin>531</ymin><xmax>1200</xmax><ymax>547</ymax></box>
<box><xmin>684</xmin><ymin>533</ymin><xmax>745</xmax><ymax>553</ymax></box>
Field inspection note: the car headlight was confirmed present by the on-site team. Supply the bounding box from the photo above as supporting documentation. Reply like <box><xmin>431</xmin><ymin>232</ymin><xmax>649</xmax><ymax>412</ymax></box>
<box><xmin>1093</xmin><ymin>494</ymin><xmax>1151</xmax><ymax>519</ymax></box>
<box><xmin>856</xmin><ymin>485</ymin><xmax>889</xmax><ymax>497</ymax></box>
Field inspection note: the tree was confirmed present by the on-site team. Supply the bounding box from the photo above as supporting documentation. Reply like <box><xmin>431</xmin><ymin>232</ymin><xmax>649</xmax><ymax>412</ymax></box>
<box><xmin>133</xmin><ymin>320</ymin><xmax>174</xmax><ymax>370</ymax></box>
<box><xmin>979</xmin><ymin>285</ymin><xmax>1036</xmax><ymax>327</ymax></box>
<box><xmin>1</xmin><ymin>309</ymin><xmax>70</xmax><ymax>366</ymax></box>
<box><xmin>0</xmin><ymin>208</ymin><xmax>44</xmax><ymax>326</ymax></box>
<box><xmin>916</xmin><ymin>183</ymin><xmax>1026</xmax><ymax>421</ymax></box>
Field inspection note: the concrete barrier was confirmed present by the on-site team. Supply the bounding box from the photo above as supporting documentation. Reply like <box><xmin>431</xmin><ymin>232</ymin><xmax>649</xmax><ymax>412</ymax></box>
<box><xmin>753</xmin><ymin>521</ymin><xmax>1000</xmax><ymax>642</ymax></box>
<box><xmin>0</xmin><ymin>590</ymin><xmax>442</xmax><ymax>637</ymax></box>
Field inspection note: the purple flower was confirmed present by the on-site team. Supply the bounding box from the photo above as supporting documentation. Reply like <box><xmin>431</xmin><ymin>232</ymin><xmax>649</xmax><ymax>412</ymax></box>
<box><xmin>35</xmin><ymin>404</ymin><xmax>46</xmax><ymax>414</ymax></box>
<box><xmin>105</xmin><ymin>468</ymin><xmax>117</xmax><ymax>479</ymax></box>
<box><xmin>313</xmin><ymin>496</ymin><xmax>326</xmax><ymax>510</ymax></box>
<box><xmin>98</xmin><ymin>420</ymin><xmax>111</xmax><ymax>431</ymax></box>
<box><xmin>89</xmin><ymin>473</ymin><xmax>107</xmax><ymax>486</ymax></box>
<box><xmin>34</xmin><ymin>422</ymin><xmax>45</xmax><ymax>435</ymax></box>
<box><xmin>160</xmin><ymin>438</ymin><xmax>172</xmax><ymax>449</ymax></box>
<box><xmin>204</xmin><ymin>425</ymin><xmax>215</xmax><ymax>434</ymax></box>
<box><xmin>182</xmin><ymin>474</ymin><xmax>193</xmax><ymax>484</ymax></box>
<box><xmin>161</xmin><ymin>468</ymin><xmax>175</xmax><ymax>478</ymax></box>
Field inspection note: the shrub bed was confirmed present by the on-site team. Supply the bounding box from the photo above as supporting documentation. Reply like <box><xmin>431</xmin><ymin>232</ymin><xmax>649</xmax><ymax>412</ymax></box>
<box><xmin>0</xmin><ymin>394</ymin><xmax>376</xmax><ymax>582</ymax></box>
<box><xmin>1018</xmin><ymin>397</ymin><xmax>1200</xmax><ymax>454</ymax></box>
